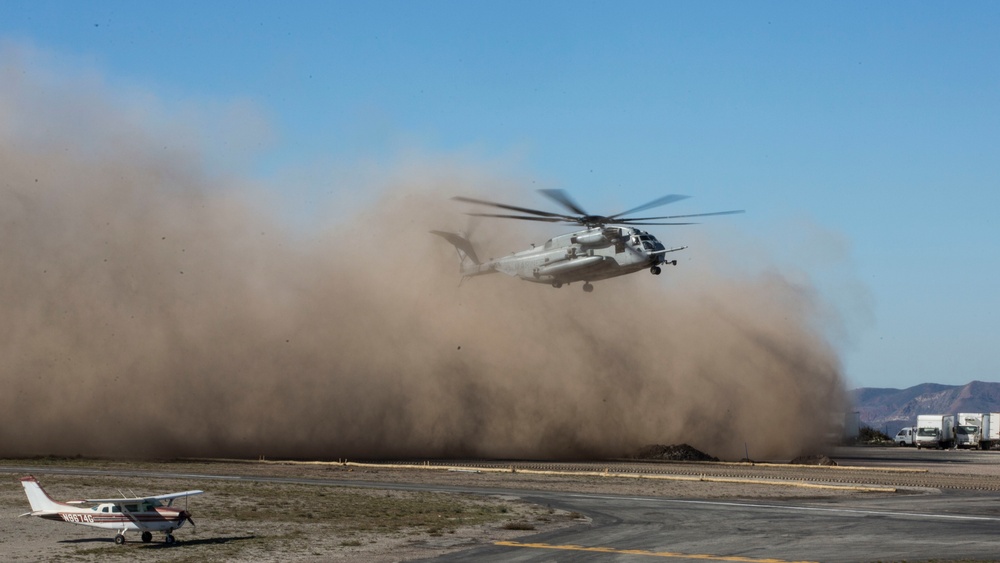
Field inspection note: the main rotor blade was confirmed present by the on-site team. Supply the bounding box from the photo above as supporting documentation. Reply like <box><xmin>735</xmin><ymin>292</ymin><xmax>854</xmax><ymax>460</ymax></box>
<box><xmin>465</xmin><ymin>213</ymin><xmax>567</xmax><ymax>222</ymax></box>
<box><xmin>613</xmin><ymin>221</ymin><xmax>698</xmax><ymax>226</ymax></box>
<box><xmin>609</xmin><ymin>194</ymin><xmax>690</xmax><ymax>219</ymax></box>
<box><xmin>538</xmin><ymin>189</ymin><xmax>589</xmax><ymax>216</ymax></box>
<box><xmin>452</xmin><ymin>196</ymin><xmax>568</xmax><ymax>219</ymax></box>
<box><xmin>618</xmin><ymin>209</ymin><xmax>745</xmax><ymax>221</ymax></box>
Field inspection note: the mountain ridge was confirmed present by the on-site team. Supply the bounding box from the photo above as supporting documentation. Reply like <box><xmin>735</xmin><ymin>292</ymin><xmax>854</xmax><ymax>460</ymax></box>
<box><xmin>850</xmin><ymin>380</ymin><xmax>1000</xmax><ymax>437</ymax></box>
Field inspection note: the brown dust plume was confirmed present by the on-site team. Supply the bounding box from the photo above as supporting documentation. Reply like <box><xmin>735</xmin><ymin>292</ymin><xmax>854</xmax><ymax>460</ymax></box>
<box><xmin>0</xmin><ymin>53</ymin><xmax>847</xmax><ymax>461</ymax></box>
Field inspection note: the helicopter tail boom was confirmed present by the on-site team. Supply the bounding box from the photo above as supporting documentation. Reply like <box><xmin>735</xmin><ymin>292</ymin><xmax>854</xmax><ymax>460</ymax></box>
<box><xmin>430</xmin><ymin>231</ymin><xmax>480</xmax><ymax>264</ymax></box>
<box><xmin>431</xmin><ymin>230</ymin><xmax>500</xmax><ymax>280</ymax></box>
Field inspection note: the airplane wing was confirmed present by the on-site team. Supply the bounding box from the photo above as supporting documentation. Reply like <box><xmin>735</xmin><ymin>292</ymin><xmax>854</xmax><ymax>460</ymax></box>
<box><xmin>82</xmin><ymin>490</ymin><xmax>204</xmax><ymax>504</ymax></box>
<box><xmin>148</xmin><ymin>490</ymin><xmax>204</xmax><ymax>502</ymax></box>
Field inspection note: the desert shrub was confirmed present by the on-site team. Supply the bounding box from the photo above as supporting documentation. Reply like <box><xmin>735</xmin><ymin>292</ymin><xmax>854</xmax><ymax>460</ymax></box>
<box><xmin>859</xmin><ymin>426</ymin><xmax>891</xmax><ymax>443</ymax></box>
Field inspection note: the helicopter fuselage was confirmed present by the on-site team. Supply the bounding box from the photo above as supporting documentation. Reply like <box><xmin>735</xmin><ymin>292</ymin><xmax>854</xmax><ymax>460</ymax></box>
<box><xmin>461</xmin><ymin>226</ymin><xmax>679</xmax><ymax>288</ymax></box>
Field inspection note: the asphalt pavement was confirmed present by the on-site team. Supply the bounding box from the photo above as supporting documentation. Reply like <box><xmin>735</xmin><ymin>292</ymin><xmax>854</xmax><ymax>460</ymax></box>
<box><xmin>417</xmin><ymin>448</ymin><xmax>1000</xmax><ymax>562</ymax></box>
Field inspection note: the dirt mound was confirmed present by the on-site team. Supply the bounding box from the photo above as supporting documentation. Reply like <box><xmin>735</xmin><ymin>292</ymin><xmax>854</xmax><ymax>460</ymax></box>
<box><xmin>634</xmin><ymin>444</ymin><xmax>720</xmax><ymax>462</ymax></box>
<box><xmin>788</xmin><ymin>454</ymin><xmax>837</xmax><ymax>466</ymax></box>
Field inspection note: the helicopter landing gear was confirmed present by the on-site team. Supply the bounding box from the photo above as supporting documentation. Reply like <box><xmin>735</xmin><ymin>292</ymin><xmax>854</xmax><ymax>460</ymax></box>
<box><xmin>141</xmin><ymin>531</ymin><xmax>153</xmax><ymax>543</ymax></box>
<box><xmin>582</xmin><ymin>283</ymin><xmax>594</xmax><ymax>293</ymax></box>
<box><xmin>652</xmin><ymin>260</ymin><xmax>677</xmax><ymax>275</ymax></box>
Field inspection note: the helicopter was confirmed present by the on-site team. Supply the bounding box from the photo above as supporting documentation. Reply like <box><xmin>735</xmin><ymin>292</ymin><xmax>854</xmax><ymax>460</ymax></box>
<box><xmin>432</xmin><ymin>189</ymin><xmax>743</xmax><ymax>292</ymax></box>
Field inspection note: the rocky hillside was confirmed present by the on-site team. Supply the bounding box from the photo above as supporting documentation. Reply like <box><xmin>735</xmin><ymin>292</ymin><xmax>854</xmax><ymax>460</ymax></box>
<box><xmin>851</xmin><ymin>381</ymin><xmax>1000</xmax><ymax>437</ymax></box>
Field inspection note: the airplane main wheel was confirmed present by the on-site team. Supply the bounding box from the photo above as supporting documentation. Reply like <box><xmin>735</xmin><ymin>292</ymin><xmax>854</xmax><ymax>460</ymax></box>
<box><xmin>552</xmin><ymin>281</ymin><xmax>563</xmax><ymax>288</ymax></box>
<box><xmin>141</xmin><ymin>531</ymin><xmax>153</xmax><ymax>543</ymax></box>
<box><xmin>114</xmin><ymin>534</ymin><xmax>126</xmax><ymax>545</ymax></box>
<box><xmin>165</xmin><ymin>534</ymin><xmax>176</xmax><ymax>545</ymax></box>
<box><xmin>651</xmin><ymin>266</ymin><xmax>661</xmax><ymax>275</ymax></box>
<box><xmin>582</xmin><ymin>283</ymin><xmax>594</xmax><ymax>293</ymax></box>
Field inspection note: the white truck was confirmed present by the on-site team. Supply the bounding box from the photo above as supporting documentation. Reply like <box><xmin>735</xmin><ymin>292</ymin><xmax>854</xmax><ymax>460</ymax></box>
<box><xmin>955</xmin><ymin>413</ymin><xmax>985</xmax><ymax>449</ymax></box>
<box><xmin>915</xmin><ymin>414</ymin><xmax>955</xmax><ymax>449</ymax></box>
<box><xmin>982</xmin><ymin>412</ymin><xmax>1000</xmax><ymax>450</ymax></box>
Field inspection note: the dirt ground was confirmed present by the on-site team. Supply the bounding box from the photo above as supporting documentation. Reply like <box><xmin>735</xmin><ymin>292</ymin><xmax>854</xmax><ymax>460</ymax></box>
<box><xmin>2</xmin><ymin>474</ymin><xmax>585</xmax><ymax>562</ymax></box>
<box><xmin>0</xmin><ymin>456</ymin><xmax>951</xmax><ymax>562</ymax></box>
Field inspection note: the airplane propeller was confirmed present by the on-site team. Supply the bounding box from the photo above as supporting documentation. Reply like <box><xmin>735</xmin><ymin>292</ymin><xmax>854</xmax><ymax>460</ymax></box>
<box><xmin>453</xmin><ymin>189</ymin><xmax>743</xmax><ymax>228</ymax></box>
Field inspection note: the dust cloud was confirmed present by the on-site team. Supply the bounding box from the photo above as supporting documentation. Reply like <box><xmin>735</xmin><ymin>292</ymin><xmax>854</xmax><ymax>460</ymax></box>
<box><xmin>0</xmin><ymin>52</ymin><xmax>847</xmax><ymax>461</ymax></box>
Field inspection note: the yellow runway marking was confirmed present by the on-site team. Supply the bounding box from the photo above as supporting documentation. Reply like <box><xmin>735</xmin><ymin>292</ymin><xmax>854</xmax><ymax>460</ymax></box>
<box><xmin>493</xmin><ymin>541</ymin><xmax>818</xmax><ymax>562</ymax></box>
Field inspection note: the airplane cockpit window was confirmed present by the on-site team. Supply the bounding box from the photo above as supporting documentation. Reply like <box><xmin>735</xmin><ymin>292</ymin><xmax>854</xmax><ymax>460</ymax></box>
<box><xmin>123</xmin><ymin>504</ymin><xmax>139</xmax><ymax>512</ymax></box>
<box><xmin>101</xmin><ymin>506</ymin><xmax>109</xmax><ymax>513</ymax></box>
<box><xmin>112</xmin><ymin>505</ymin><xmax>121</xmax><ymax>513</ymax></box>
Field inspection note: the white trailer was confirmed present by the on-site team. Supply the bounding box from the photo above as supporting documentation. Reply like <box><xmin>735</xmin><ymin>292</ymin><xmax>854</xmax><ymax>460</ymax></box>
<box><xmin>915</xmin><ymin>414</ymin><xmax>955</xmax><ymax>449</ymax></box>
<box><xmin>955</xmin><ymin>413</ymin><xmax>985</xmax><ymax>449</ymax></box>
<box><xmin>983</xmin><ymin>413</ymin><xmax>1000</xmax><ymax>450</ymax></box>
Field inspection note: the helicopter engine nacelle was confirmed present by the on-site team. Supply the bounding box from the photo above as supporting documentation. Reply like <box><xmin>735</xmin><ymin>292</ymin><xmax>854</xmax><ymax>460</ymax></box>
<box><xmin>570</xmin><ymin>231</ymin><xmax>609</xmax><ymax>246</ymax></box>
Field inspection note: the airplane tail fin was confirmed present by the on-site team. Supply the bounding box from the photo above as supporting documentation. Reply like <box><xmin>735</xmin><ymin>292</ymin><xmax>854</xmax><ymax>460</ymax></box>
<box><xmin>430</xmin><ymin>230</ymin><xmax>481</xmax><ymax>266</ymax></box>
<box><xmin>20</xmin><ymin>476</ymin><xmax>64</xmax><ymax>513</ymax></box>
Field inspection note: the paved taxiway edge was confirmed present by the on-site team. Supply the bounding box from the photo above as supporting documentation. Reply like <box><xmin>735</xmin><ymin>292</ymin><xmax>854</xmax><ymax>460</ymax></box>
<box><xmin>235</xmin><ymin>459</ymin><xmax>898</xmax><ymax>493</ymax></box>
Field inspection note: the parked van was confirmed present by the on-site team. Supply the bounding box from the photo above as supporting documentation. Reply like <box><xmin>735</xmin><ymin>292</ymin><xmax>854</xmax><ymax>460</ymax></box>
<box><xmin>894</xmin><ymin>427</ymin><xmax>915</xmax><ymax>446</ymax></box>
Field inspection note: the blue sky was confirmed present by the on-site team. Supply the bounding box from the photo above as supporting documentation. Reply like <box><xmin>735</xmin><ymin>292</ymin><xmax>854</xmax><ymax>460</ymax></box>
<box><xmin>3</xmin><ymin>1</ymin><xmax>998</xmax><ymax>389</ymax></box>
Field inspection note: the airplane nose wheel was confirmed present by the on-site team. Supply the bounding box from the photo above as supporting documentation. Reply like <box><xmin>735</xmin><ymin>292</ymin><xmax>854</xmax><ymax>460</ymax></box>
<box><xmin>141</xmin><ymin>531</ymin><xmax>153</xmax><ymax>543</ymax></box>
<box><xmin>165</xmin><ymin>533</ymin><xmax>176</xmax><ymax>545</ymax></box>
<box><xmin>114</xmin><ymin>533</ymin><xmax>126</xmax><ymax>545</ymax></box>
<box><xmin>650</xmin><ymin>266</ymin><xmax>661</xmax><ymax>275</ymax></box>
<box><xmin>582</xmin><ymin>283</ymin><xmax>594</xmax><ymax>293</ymax></box>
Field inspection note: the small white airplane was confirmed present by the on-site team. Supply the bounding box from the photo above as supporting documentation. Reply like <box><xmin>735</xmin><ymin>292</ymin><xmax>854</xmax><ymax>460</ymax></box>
<box><xmin>19</xmin><ymin>475</ymin><xmax>203</xmax><ymax>545</ymax></box>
